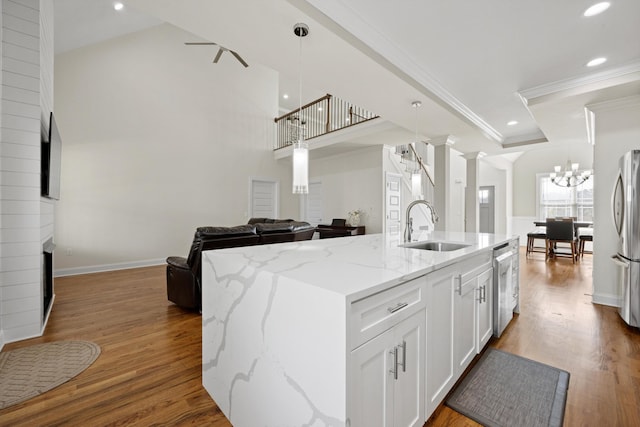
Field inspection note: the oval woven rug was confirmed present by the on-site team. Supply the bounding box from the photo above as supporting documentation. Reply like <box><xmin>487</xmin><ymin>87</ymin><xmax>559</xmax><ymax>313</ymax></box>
<box><xmin>0</xmin><ymin>340</ymin><xmax>101</xmax><ymax>409</ymax></box>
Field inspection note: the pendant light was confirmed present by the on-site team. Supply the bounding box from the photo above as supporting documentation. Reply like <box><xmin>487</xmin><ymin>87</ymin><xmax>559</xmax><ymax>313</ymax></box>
<box><xmin>292</xmin><ymin>23</ymin><xmax>309</xmax><ymax>194</ymax></box>
<box><xmin>411</xmin><ymin>101</ymin><xmax>422</xmax><ymax>199</ymax></box>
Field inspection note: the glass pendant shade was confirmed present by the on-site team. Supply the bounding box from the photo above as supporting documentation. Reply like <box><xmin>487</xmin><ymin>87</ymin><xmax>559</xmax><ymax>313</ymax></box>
<box><xmin>411</xmin><ymin>172</ymin><xmax>422</xmax><ymax>199</ymax></box>
<box><xmin>292</xmin><ymin>139</ymin><xmax>309</xmax><ymax>194</ymax></box>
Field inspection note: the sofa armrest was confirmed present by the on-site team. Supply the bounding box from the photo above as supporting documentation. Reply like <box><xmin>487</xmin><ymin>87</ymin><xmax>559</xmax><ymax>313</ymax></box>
<box><xmin>166</xmin><ymin>256</ymin><xmax>189</xmax><ymax>270</ymax></box>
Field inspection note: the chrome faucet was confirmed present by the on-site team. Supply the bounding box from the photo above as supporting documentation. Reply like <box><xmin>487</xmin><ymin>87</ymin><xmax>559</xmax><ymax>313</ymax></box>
<box><xmin>404</xmin><ymin>199</ymin><xmax>439</xmax><ymax>242</ymax></box>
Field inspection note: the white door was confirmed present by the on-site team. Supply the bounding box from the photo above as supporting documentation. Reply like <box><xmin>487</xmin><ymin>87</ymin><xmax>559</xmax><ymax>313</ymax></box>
<box><xmin>479</xmin><ymin>186</ymin><xmax>495</xmax><ymax>233</ymax></box>
<box><xmin>301</xmin><ymin>180</ymin><xmax>323</xmax><ymax>226</ymax></box>
<box><xmin>250</xmin><ymin>178</ymin><xmax>278</xmax><ymax>218</ymax></box>
<box><xmin>386</xmin><ymin>173</ymin><xmax>402</xmax><ymax>239</ymax></box>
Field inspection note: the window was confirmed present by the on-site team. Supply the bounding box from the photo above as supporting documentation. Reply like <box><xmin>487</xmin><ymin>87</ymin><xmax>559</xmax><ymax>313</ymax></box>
<box><xmin>537</xmin><ymin>174</ymin><xmax>593</xmax><ymax>221</ymax></box>
<box><xmin>479</xmin><ymin>189</ymin><xmax>490</xmax><ymax>204</ymax></box>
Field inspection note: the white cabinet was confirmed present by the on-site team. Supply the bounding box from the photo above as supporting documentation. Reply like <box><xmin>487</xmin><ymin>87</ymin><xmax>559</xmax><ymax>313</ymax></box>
<box><xmin>453</xmin><ymin>272</ymin><xmax>477</xmax><ymax>375</ymax></box>
<box><xmin>350</xmin><ymin>309</ymin><xmax>425</xmax><ymax>427</ymax></box>
<box><xmin>453</xmin><ymin>266</ymin><xmax>493</xmax><ymax>374</ymax></box>
<box><xmin>425</xmin><ymin>253</ymin><xmax>493</xmax><ymax>418</ymax></box>
<box><xmin>476</xmin><ymin>267</ymin><xmax>494</xmax><ymax>351</ymax></box>
<box><xmin>424</xmin><ymin>265</ymin><xmax>456</xmax><ymax>417</ymax></box>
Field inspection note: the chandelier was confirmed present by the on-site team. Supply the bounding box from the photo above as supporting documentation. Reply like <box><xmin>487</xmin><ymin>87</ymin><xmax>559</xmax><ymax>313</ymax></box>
<box><xmin>550</xmin><ymin>160</ymin><xmax>591</xmax><ymax>187</ymax></box>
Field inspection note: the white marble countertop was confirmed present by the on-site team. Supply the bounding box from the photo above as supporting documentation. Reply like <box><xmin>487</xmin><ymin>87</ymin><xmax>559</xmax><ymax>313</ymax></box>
<box><xmin>203</xmin><ymin>231</ymin><xmax>514</xmax><ymax>302</ymax></box>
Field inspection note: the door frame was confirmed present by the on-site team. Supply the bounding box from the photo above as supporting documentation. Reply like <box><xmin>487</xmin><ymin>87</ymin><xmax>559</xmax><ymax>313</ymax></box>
<box><xmin>249</xmin><ymin>176</ymin><xmax>279</xmax><ymax>219</ymax></box>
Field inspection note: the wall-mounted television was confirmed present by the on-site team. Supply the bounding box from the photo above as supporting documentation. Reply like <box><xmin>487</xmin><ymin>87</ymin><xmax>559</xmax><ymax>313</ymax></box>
<box><xmin>41</xmin><ymin>112</ymin><xmax>62</xmax><ymax>200</ymax></box>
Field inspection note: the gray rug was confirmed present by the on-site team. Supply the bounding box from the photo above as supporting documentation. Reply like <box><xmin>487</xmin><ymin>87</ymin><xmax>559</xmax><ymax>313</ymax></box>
<box><xmin>446</xmin><ymin>348</ymin><xmax>569</xmax><ymax>427</ymax></box>
<box><xmin>0</xmin><ymin>340</ymin><xmax>101</xmax><ymax>409</ymax></box>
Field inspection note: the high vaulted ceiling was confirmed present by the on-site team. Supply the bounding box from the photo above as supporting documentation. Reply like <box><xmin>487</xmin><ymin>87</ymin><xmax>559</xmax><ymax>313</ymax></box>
<box><xmin>54</xmin><ymin>0</ymin><xmax>640</xmax><ymax>158</ymax></box>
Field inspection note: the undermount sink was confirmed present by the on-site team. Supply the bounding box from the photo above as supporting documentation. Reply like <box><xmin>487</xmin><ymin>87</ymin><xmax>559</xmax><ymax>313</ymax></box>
<box><xmin>401</xmin><ymin>241</ymin><xmax>471</xmax><ymax>252</ymax></box>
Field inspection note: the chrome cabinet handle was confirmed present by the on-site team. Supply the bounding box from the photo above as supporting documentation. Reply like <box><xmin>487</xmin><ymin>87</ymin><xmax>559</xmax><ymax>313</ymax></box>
<box><xmin>400</xmin><ymin>340</ymin><xmax>407</xmax><ymax>373</ymax></box>
<box><xmin>390</xmin><ymin>347</ymin><xmax>398</xmax><ymax>380</ymax></box>
<box><xmin>388</xmin><ymin>302</ymin><xmax>408</xmax><ymax>313</ymax></box>
<box><xmin>482</xmin><ymin>285</ymin><xmax>486</xmax><ymax>303</ymax></box>
<box><xmin>456</xmin><ymin>274</ymin><xmax>463</xmax><ymax>295</ymax></box>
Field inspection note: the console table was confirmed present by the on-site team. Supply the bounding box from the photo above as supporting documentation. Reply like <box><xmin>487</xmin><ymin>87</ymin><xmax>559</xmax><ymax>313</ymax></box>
<box><xmin>316</xmin><ymin>224</ymin><xmax>365</xmax><ymax>239</ymax></box>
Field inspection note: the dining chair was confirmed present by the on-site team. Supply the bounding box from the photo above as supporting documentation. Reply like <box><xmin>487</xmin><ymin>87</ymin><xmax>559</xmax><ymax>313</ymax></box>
<box><xmin>578</xmin><ymin>227</ymin><xmax>593</xmax><ymax>258</ymax></box>
<box><xmin>526</xmin><ymin>226</ymin><xmax>547</xmax><ymax>257</ymax></box>
<box><xmin>545</xmin><ymin>218</ymin><xmax>578</xmax><ymax>263</ymax></box>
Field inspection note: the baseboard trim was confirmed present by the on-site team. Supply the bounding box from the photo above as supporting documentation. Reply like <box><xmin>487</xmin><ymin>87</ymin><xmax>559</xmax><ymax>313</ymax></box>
<box><xmin>591</xmin><ymin>293</ymin><xmax>620</xmax><ymax>307</ymax></box>
<box><xmin>55</xmin><ymin>258</ymin><xmax>165</xmax><ymax>277</ymax></box>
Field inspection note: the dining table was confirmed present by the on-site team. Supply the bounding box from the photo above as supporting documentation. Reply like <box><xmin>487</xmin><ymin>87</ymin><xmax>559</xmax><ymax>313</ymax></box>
<box><xmin>534</xmin><ymin>220</ymin><xmax>593</xmax><ymax>234</ymax></box>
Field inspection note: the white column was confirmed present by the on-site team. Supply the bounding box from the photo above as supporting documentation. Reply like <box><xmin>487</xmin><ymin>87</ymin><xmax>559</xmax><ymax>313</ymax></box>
<box><xmin>462</xmin><ymin>152</ymin><xmax>485</xmax><ymax>233</ymax></box>
<box><xmin>431</xmin><ymin>136</ymin><xmax>456</xmax><ymax>231</ymax></box>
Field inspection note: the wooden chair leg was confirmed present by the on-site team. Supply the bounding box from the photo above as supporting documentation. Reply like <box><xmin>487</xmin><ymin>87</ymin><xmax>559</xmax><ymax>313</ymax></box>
<box><xmin>545</xmin><ymin>239</ymin><xmax>550</xmax><ymax>261</ymax></box>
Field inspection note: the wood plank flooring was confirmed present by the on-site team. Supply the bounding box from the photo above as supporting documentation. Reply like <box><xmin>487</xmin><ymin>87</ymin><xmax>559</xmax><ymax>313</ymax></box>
<box><xmin>1</xmin><ymin>249</ymin><xmax>639</xmax><ymax>426</ymax></box>
<box><xmin>427</xmin><ymin>250</ymin><xmax>640</xmax><ymax>426</ymax></box>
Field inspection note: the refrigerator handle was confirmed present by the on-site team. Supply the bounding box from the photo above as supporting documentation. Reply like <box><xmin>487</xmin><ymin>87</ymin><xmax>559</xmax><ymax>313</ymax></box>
<box><xmin>611</xmin><ymin>254</ymin><xmax>630</xmax><ymax>269</ymax></box>
<box><xmin>612</xmin><ymin>173</ymin><xmax>624</xmax><ymax>236</ymax></box>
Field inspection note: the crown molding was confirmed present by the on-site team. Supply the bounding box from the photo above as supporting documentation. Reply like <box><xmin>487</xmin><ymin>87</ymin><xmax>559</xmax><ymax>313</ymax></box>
<box><xmin>461</xmin><ymin>151</ymin><xmax>486</xmax><ymax>160</ymax></box>
<box><xmin>429</xmin><ymin>135</ymin><xmax>457</xmax><ymax>147</ymax></box>
<box><xmin>584</xmin><ymin>94</ymin><xmax>640</xmax><ymax>113</ymax></box>
<box><xmin>584</xmin><ymin>94</ymin><xmax>640</xmax><ymax>146</ymax></box>
<box><xmin>290</xmin><ymin>0</ymin><xmax>504</xmax><ymax>144</ymax></box>
<box><xmin>519</xmin><ymin>61</ymin><xmax>640</xmax><ymax>106</ymax></box>
<box><xmin>501</xmin><ymin>129</ymin><xmax>548</xmax><ymax>148</ymax></box>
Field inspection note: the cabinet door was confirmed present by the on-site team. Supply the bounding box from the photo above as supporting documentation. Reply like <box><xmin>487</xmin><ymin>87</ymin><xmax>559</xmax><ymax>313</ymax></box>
<box><xmin>476</xmin><ymin>268</ymin><xmax>494</xmax><ymax>351</ymax></box>
<box><xmin>453</xmin><ymin>275</ymin><xmax>477</xmax><ymax>375</ymax></box>
<box><xmin>425</xmin><ymin>267</ymin><xmax>456</xmax><ymax>417</ymax></box>
<box><xmin>350</xmin><ymin>328</ymin><xmax>395</xmax><ymax>427</ymax></box>
<box><xmin>393</xmin><ymin>310</ymin><xmax>425</xmax><ymax>427</ymax></box>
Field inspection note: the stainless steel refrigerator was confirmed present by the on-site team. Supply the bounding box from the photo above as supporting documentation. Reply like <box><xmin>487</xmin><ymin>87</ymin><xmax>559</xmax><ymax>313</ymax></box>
<box><xmin>612</xmin><ymin>150</ymin><xmax>640</xmax><ymax>327</ymax></box>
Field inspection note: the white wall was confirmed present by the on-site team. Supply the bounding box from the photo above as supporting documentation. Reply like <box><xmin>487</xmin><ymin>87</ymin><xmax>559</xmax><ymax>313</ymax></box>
<box><xmin>53</xmin><ymin>24</ymin><xmax>298</xmax><ymax>274</ymax></box>
<box><xmin>479</xmin><ymin>155</ymin><xmax>514</xmax><ymax>238</ymax></box>
<box><xmin>0</xmin><ymin>0</ymin><xmax>54</xmax><ymax>346</ymax></box>
<box><xmin>589</xmin><ymin>96</ymin><xmax>640</xmax><ymax>306</ymax></box>
<box><xmin>311</xmin><ymin>146</ymin><xmax>383</xmax><ymax>233</ymax></box>
<box><xmin>511</xmin><ymin>142</ymin><xmax>594</xmax><ymax>245</ymax></box>
<box><xmin>479</xmin><ymin>161</ymin><xmax>507</xmax><ymax>235</ymax></box>
<box><xmin>512</xmin><ymin>142</ymin><xmax>594</xmax><ymax>217</ymax></box>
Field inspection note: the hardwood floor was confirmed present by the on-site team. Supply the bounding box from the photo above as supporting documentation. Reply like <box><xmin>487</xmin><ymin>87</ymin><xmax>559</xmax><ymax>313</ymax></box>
<box><xmin>427</xmin><ymin>250</ymin><xmax>640</xmax><ymax>426</ymax></box>
<box><xmin>1</xmin><ymin>249</ymin><xmax>639</xmax><ymax>426</ymax></box>
<box><xmin>0</xmin><ymin>266</ymin><xmax>227</xmax><ymax>427</ymax></box>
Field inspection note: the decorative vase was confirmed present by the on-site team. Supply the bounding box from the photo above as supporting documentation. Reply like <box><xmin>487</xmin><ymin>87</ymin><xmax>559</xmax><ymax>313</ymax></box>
<box><xmin>348</xmin><ymin>214</ymin><xmax>360</xmax><ymax>227</ymax></box>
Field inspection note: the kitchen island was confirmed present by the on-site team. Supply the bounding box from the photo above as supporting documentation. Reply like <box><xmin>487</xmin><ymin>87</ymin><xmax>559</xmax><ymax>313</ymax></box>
<box><xmin>201</xmin><ymin>231</ymin><xmax>518</xmax><ymax>427</ymax></box>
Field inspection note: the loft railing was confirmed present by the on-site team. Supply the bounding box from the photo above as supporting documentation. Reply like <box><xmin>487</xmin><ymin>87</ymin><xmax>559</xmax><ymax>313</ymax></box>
<box><xmin>274</xmin><ymin>94</ymin><xmax>379</xmax><ymax>150</ymax></box>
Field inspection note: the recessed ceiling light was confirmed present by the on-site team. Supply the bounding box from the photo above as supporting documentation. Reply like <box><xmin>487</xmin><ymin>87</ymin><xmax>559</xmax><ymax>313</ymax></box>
<box><xmin>113</xmin><ymin>2</ymin><xmax>124</xmax><ymax>11</ymax></box>
<box><xmin>282</xmin><ymin>94</ymin><xmax>289</xmax><ymax>99</ymax></box>
<box><xmin>584</xmin><ymin>2</ymin><xmax>610</xmax><ymax>17</ymax></box>
<box><xmin>507</xmin><ymin>120</ymin><xmax>518</xmax><ymax>126</ymax></box>
<box><xmin>587</xmin><ymin>57</ymin><xmax>607</xmax><ymax>67</ymax></box>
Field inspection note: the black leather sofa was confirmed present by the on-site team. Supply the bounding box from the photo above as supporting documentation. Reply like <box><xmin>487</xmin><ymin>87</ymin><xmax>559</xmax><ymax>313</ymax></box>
<box><xmin>166</xmin><ymin>219</ymin><xmax>315</xmax><ymax>311</ymax></box>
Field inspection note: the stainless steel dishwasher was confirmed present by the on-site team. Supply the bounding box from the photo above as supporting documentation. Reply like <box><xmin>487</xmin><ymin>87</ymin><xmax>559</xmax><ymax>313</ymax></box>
<box><xmin>493</xmin><ymin>239</ymin><xmax>519</xmax><ymax>337</ymax></box>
